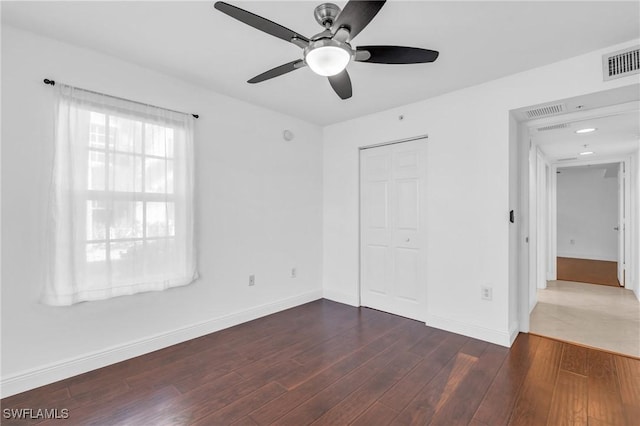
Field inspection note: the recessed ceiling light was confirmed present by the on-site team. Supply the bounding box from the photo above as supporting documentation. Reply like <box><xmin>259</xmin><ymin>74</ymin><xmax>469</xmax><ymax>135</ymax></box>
<box><xmin>579</xmin><ymin>151</ymin><xmax>595</xmax><ymax>156</ymax></box>
<box><xmin>575</xmin><ymin>128</ymin><xmax>597</xmax><ymax>134</ymax></box>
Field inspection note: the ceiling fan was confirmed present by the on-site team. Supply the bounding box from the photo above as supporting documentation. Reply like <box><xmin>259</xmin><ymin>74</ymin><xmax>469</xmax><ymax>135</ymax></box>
<box><xmin>214</xmin><ymin>1</ymin><xmax>439</xmax><ymax>100</ymax></box>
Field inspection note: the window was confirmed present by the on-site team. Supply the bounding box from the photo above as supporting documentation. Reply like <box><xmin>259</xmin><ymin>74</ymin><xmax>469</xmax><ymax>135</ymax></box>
<box><xmin>43</xmin><ymin>85</ymin><xmax>197</xmax><ymax>305</ymax></box>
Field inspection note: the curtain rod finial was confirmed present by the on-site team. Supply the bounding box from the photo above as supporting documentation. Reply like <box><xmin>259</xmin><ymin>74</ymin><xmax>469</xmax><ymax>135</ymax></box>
<box><xmin>43</xmin><ymin>78</ymin><xmax>55</xmax><ymax>86</ymax></box>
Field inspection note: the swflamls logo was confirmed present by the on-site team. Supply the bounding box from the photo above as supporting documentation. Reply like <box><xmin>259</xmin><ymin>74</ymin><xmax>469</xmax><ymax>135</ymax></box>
<box><xmin>3</xmin><ymin>408</ymin><xmax>69</xmax><ymax>420</ymax></box>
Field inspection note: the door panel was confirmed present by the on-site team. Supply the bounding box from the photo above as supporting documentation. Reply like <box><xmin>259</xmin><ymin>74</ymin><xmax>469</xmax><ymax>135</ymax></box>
<box><xmin>394</xmin><ymin>247</ymin><xmax>420</xmax><ymax>301</ymax></box>
<box><xmin>360</xmin><ymin>139</ymin><xmax>426</xmax><ymax>321</ymax></box>
<box><xmin>364</xmin><ymin>245</ymin><xmax>390</xmax><ymax>294</ymax></box>
<box><xmin>396</xmin><ymin>179</ymin><xmax>419</xmax><ymax>229</ymax></box>
<box><xmin>366</xmin><ymin>182</ymin><xmax>389</xmax><ymax>228</ymax></box>
<box><xmin>394</xmin><ymin>151</ymin><xmax>419</xmax><ymax>171</ymax></box>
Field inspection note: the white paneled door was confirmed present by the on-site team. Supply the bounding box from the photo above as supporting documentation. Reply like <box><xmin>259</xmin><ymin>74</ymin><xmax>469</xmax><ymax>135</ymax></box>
<box><xmin>360</xmin><ymin>139</ymin><xmax>427</xmax><ymax>321</ymax></box>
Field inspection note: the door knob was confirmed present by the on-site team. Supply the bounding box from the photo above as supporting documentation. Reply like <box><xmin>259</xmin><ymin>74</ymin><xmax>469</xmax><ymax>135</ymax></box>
<box><xmin>614</xmin><ymin>226</ymin><xmax>620</xmax><ymax>231</ymax></box>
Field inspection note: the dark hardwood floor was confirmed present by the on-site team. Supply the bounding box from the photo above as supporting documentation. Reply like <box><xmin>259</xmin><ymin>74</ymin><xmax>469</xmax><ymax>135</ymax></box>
<box><xmin>2</xmin><ymin>299</ymin><xmax>639</xmax><ymax>425</ymax></box>
<box><xmin>557</xmin><ymin>257</ymin><xmax>620</xmax><ymax>287</ymax></box>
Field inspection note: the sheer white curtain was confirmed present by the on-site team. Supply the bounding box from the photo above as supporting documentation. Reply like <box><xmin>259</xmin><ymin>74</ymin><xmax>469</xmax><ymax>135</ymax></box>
<box><xmin>43</xmin><ymin>84</ymin><xmax>197</xmax><ymax>306</ymax></box>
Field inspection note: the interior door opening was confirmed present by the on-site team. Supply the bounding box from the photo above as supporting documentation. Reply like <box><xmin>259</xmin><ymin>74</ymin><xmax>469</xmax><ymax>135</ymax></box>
<box><xmin>555</xmin><ymin>163</ymin><xmax>623</xmax><ymax>288</ymax></box>
<box><xmin>511</xmin><ymin>85</ymin><xmax>640</xmax><ymax>357</ymax></box>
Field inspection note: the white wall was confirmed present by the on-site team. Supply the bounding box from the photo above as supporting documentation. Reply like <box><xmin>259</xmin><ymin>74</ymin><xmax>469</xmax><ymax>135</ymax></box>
<box><xmin>632</xmin><ymin>145</ymin><xmax>640</xmax><ymax>300</ymax></box>
<box><xmin>556</xmin><ymin>167</ymin><xmax>619</xmax><ymax>261</ymax></box>
<box><xmin>508</xmin><ymin>113</ymin><xmax>519</xmax><ymax>340</ymax></box>
<box><xmin>536</xmin><ymin>151</ymin><xmax>551</xmax><ymax>286</ymax></box>
<box><xmin>322</xmin><ymin>38</ymin><xmax>640</xmax><ymax>347</ymax></box>
<box><xmin>1</xmin><ymin>27</ymin><xmax>323</xmax><ymax>396</ymax></box>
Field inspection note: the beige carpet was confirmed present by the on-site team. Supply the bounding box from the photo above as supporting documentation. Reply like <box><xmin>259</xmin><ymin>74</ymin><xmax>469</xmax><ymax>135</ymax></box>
<box><xmin>530</xmin><ymin>280</ymin><xmax>640</xmax><ymax>358</ymax></box>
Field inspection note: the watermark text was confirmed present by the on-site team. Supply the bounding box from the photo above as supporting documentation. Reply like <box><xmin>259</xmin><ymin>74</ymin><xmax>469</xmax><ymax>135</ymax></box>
<box><xmin>3</xmin><ymin>408</ymin><xmax>69</xmax><ymax>420</ymax></box>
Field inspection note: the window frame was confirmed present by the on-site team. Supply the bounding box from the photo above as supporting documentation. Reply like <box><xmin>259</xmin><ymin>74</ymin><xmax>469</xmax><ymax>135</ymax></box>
<box><xmin>84</xmin><ymin>109</ymin><xmax>178</xmax><ymax>271</ymax></box>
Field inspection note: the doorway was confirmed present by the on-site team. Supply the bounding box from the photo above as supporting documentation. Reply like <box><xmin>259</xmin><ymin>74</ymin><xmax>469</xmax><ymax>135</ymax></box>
<box><xmin>359</xmin><ymin>138</ymin><xmax>427</xmax><ymax>321</ymax></box>
<box><xmin>555</xmin><ymin>163</ymin><xmax>622</xmax><ymax>287</ymax></box>
<box><xmin>532</xmin><ymin>158</ymin><xmax>638</xmax><ymax>356</ymax></box>
<box><xmin>512</xmin><ymin>85</ymin><xmax>640</xmax><ymax>357</ymax></box>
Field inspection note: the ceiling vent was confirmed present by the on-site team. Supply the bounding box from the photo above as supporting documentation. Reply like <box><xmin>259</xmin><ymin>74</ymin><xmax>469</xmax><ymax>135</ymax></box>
<box><xmin>537</xmin><ymin>123</ymin><xmax>570</xmax><ymax>132</ymax></box>
<box><xmin>524</xmin><ymin>103</ymin><xmax>566</xmax><ymax>119</ymax></box>
<box><xmin>603</xmin><ymin>46</ymin><xmax>640</xmax><ymax>81</ymax></box>
<box><xmin>557</xmin><ymin>157</ymin><xmax>578</xmax><ymax>162</ymax></box>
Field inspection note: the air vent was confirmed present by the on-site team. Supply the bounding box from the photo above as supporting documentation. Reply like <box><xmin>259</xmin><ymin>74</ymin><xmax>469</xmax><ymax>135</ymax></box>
<box><xmin>558</xmin><ymin>157</ymin><xmax>578</xmax><ymax>162</ymax></box>
<box><xmin>603</xmin><ymin>46</ymin><xmax>640</xmax><ymax>81</ymax></box>
<box><xmin>537</xmin><ymin>123</ymin><xmax>570</xmax><ymax>132</ymax></box>
<box><xmin>524</xmin><ymin>103</ymin><xmax>565</xmax><ymax>119</ymax></box>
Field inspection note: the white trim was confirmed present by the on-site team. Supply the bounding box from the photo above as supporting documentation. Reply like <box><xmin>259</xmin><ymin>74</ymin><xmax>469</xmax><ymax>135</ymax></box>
<box><xmin>548</xmin><ymin>164</ymin><xmax>558</xmax><ymax>280</ymax></box>
<box><xmin>536</xmin><ymin>148</ymin><xmax>550</xmax><ymax>290</ymax></box>
<box><xmin>323</xmin><ymin>288</ymin><xmax>360</xmax><ymax>307</ymax></box>
<box><xmin>426</xmin><ymin>314</ymin><xmax>512</xmax><ymax>347</ymax></box>
<box><xmin>509</xmin><ymin>322</ymin><xmax>520</xmax><ymax>345</ymax></box>
<box><xmin>0</xmin><ymin>290</ymin><xmax>322</xmax><ymax>398</ymax></box>
<box><xmin>556</xmin><ymin>252</ymin><xmax>618</xmax><ymax>262</ymax></box>
<box><xmin>358</xmin><ymin>134</ymin><xmax>428</xmax><ymax>151</ymax></box>
<box><xmin>517</xmin><ymin>120</ymin><xmax>531</xmax><ymax>333</ymax></box>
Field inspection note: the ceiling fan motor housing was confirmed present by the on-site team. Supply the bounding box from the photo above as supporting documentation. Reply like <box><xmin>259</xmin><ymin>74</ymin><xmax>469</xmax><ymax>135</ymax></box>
<box><xmin>314</xmin><ymin>3</ymin><xmax>341</xmax><ymax>27</ymax></box>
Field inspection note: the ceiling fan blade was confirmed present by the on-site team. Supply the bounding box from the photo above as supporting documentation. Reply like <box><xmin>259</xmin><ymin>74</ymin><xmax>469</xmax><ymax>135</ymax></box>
<box><xmin>328</xmin><ymin>70</ymin><xmax>352</xmax><ymax>100</ymax></box>
<box><xmin>214</xmin><ymin>2</ymin><xmax>309</xmax><ymax>45</ymax></box>
<box><xmin>331</xmin><ymin>1</ymin><xmax>386</xmax><ymax>41</ymax></box>
<box><xmin>356</xmin><ymin>46</ymin><xmax>439</xmax><ymax>64</ymax></box>
<box><xmin>248</xmin><ymin>60</ymin><xmax>305</xmax><ymax>84</ymax></box>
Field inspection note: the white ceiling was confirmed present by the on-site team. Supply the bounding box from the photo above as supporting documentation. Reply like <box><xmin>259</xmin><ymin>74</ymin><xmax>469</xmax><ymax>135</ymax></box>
<box><xmin>2</xmin><ymin>1</ymin><xmax>639</xmax><ymax>125</ymax></box>
<box><xmin>520</xmin><ymin>85</ymin><xmax>640</xmax><ymax>161</ymax></box>
<box><xmin>558</xmin><ymin>163</ymin><xmax>620</xmax><ymax>178</ymax></box>
<box><xmin>534</xmin><ymin>110</ymin><xmax>640</xmax><ymax>160</ymax></box>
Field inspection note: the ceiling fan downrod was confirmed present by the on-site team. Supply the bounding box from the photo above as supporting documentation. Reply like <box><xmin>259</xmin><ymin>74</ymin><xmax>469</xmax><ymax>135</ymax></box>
<box><xmin>313</xmin><ymin>3</ymin><xmax>341</xmax><ymax>28</ymax></box>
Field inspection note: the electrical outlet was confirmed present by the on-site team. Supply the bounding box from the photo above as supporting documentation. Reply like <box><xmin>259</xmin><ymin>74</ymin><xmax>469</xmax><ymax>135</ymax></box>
<box><xmin>481</xmin><ymin>286</ymin><xmax>492</xmax><ymax>301</ymax></box>
<box><xmin>291</xmin><ymin>267</ymin><xmax>297</xmax><ymax>278</ymax></box>
<box><xmin>249</xmin><ymin>274</ymin><xmax>255</xmax><ymax>286</ymax></box>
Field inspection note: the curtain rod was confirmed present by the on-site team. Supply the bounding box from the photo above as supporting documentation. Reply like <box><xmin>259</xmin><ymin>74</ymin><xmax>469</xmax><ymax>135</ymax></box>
<box><xmin>43</xmin><ymin>79</ymin><xmax>199</xmax><ymax>119</ymax></box>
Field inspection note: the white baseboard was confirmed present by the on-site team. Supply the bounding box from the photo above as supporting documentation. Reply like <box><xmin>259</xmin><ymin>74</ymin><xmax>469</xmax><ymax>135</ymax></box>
<box><xmin>0</xmin><ymin>289</ymin><xmax>322</xmax><ymax>398</ymax></box>
<box><xmin>557</xmin><ymin>252</ymin><xmax>617</xmax><ymax>262</ymax></box>
<box><xmin>322</xmin><ymin>288</ymin><xmax>360</xmax><ymax>307</ymax></box>
<box><xmin>509</xmin><ymin>322</ymin><xmax>520</xmax><ymax>345</ymax></box>
<box><xmin>426</xmin><ymin>314</ymin><xmax>512</xmax><ymax>347</ymax></box>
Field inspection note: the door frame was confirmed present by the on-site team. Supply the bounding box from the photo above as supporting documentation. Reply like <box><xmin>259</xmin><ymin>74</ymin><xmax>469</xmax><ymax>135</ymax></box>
<box><xmin>358</xmin><ymin>134</ymin><xmax>429</xmax><ymax>318</ymax></box>
<box><xmin>516</xmin><ymin>98</ymin><xmax>640</xmax><ymax>333</ymax></box>
<box><xmin>618</xmin><ymin>161</ymin><xmax>626</xmax><ymax>285</ymax></box>
<box><xmin>548</xmin><ymin>157</ymin><xmax>632</xmax><ymax>288</ymax></box>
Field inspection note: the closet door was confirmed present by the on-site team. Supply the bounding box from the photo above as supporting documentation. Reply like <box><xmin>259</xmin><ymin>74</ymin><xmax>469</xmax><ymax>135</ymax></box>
<box><xmin>360</xmin><ymin>139</ymin><xmax>426</xmax><ymax>321</ymax></box>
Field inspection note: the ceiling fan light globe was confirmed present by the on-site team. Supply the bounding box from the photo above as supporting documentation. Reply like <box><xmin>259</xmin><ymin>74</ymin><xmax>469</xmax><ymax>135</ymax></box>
<box><xmin>305</xmin><ymin>45</ymin><xmax>351</xmax><ymax>76</ymax></box>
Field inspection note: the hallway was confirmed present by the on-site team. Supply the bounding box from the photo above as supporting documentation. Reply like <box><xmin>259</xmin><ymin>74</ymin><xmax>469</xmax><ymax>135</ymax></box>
<box><xmin>530</xmin><ymin>280</ymin><xmax>640</xmax><ymax>358</ymax></box>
